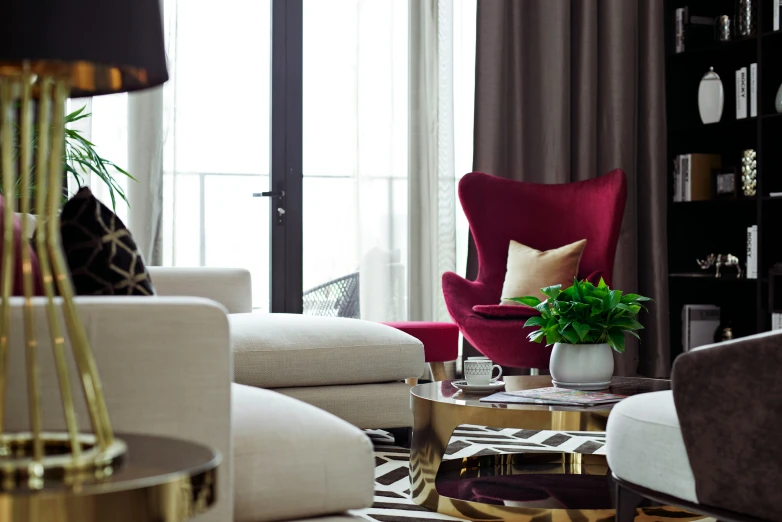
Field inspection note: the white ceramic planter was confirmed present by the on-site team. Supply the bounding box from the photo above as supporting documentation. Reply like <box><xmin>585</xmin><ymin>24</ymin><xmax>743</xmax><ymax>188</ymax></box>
<box><xmin>549</xmin><ymin>342</ymin><xmax>614</xmax><ymax>390</ymax></box>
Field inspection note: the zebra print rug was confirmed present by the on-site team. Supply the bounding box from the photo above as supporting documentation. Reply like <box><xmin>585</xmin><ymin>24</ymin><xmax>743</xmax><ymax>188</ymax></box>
<box><xmin>350</xmin><ymin>426</ymin><xmax>714</xmax><ymax>522</ymax></box>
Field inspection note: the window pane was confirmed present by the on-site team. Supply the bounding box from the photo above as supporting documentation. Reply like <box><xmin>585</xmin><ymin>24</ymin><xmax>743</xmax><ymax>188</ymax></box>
<box><xmin>163</xmin><ymin>0</ymin><xmax>271</xmax><ymax>311</ymax></box>
<box><xmin>205</xmin><ymin>175</ymin><xmax>270</xmax><ymax>311</ymax></box>
<box><xmin>170</xmin><ymin>0</ymin><xmax>271</xmax><ymax>175</ymax></box>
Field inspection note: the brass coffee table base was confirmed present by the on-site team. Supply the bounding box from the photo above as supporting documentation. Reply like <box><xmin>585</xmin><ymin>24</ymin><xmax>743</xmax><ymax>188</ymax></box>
<box><xmin>410</xmin><ymin>377</ymin><xmax>706</xmax><ymax>521</ymax></box>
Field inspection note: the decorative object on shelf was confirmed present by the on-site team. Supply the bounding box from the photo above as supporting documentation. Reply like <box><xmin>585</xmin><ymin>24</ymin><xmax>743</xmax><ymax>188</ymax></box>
<box><xmin>741</xmin><ymin>149</ymin><xmax>757</xmax><ymax>196</ymax></box>
<box><xmin>717</xmin><ymin>15</ymin><xmax>732</xmax><ymax>41</ymax></box>
<box><xmin>512</xmin><ymin>278</ymin><xmax>650</xmax><ymax>390</ymax></box>
<box><xmin>712</xmin><ymin>167</ymin><xmax>737</xmax><ymax>198</ymax></box>
<box><xmin>0</xmin><ymin>0</ymin><xmax>176</xmax><ymax>514</ymax></box>
<box><xmin>735</xmin><ymin>0</ymin><xmax>755</xmax><ymax>36</ymax></box>
<box><xmin>713</xmin><ymin>320</ymin><xmax>734</xmax><ymax>342</ymax></box>
<box><xmin>696</xmin><ymin>253</ymin><xmax>743</xmax><ymax>278</ymax></box>
<box><xmin>775</xmin><ymin>82</ymin><xmax>782</xmax><ymax>113</ymax></box>
<box><xmin>698</xmin><ymin>68</ymin><xmax>724</xmax><ymax>124</ymax></box>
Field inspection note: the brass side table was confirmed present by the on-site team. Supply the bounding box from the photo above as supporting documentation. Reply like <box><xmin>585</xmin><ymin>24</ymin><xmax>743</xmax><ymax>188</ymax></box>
<box><xmin>1</xmin><ymin>433</ymin><xmax>220</xmax><ymax>522</ymax></box>
<box><xmin>410</xmin><ymin>376</ymin><xmax>704</xmax><ymax>521</ymax></box>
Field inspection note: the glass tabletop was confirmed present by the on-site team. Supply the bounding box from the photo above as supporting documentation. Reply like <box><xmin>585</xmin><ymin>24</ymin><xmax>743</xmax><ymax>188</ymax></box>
<box><xmin>411</xmin><ymin>375</ymin><xmax>671</xmax><ymax>412</ymax></box>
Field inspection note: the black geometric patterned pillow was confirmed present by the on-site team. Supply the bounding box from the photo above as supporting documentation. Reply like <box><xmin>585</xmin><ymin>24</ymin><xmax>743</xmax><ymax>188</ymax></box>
<box><xmin>60</xmin><ymin>187</ymin><xmax>155</xmax><ymax>296</ymax></box>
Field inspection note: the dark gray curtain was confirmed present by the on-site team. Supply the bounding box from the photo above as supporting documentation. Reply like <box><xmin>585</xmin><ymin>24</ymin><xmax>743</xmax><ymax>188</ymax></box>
<box><xmin>468</xmin><ymin>0</ymin><xmax>669</xmax><ymax>377</ymax></box>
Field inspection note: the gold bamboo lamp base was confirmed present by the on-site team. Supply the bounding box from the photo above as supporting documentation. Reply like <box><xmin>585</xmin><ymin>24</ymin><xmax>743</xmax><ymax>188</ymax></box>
<box><xmin>0</xmin><ymin>70</ymin><xmax>126</xmax><ymax>490</ymax></box>
<box><xmin>0</xmin><ymin>433</ymin><xmax>127</xmax><ymax>489</ymax></box>
<box><xmin>0</xmin><ymin>0</ymin><xmax>170</xmax><ymax>501</ymax></box>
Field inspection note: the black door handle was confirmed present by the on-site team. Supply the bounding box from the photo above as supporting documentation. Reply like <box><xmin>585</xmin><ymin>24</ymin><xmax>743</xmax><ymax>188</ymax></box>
<box><xmin>253</xmin><ymin>190</ymin><xmax>285</xmax><ymax>198</ymax></box>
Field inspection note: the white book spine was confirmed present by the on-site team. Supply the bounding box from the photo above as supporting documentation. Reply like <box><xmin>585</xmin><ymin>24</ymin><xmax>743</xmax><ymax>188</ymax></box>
<box><xmin>682</xmin><ymin>154</ymin><xmax>691</xmax><ymax>201</ymax></box>
<box><xmin>753</xmin><ymin>225</ymin><xmax>758</xmax><ymax>278</ymax></box>
<box><xmin>676</xmin><ymin>8</ymin><xmax>685</xmax><ymax>53</ymax></box>
<box><xmin>773</xmin><ymin>313</ymin><xmax>782</xmax><ymax>330</ymax></box>
<box><xmin>736</xmin><ymin>68</ymin><xmax>748</xmax><ymax>119</ymax></box>
<box><xmin>673</xmin><ymin>156</ymin><xmax>681</xmax><ymax>202</ymax></box>
<box><xmin>776</xmin><ymin>0</ymin><xmax>780</xmax><ymax>31</ymax></box>
<box><xmin>747</xmin><ymin>226</ymin><xmax>758</xmax><ymax>279</ymax></box>
<box><xmin>750</xmin><ymin>63</ymin><xmax>758</xmax><ymax>117</ymax></box>
<box><xmin>744</xmin><ymin>227</ymin><xmax>755</xmax><ymax>279</ymax></box>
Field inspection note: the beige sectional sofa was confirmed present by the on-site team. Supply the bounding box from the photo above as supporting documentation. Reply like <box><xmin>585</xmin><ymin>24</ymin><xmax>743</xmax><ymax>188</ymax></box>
<box><xmin>7</xmin><ymin>268</ymin><xmax>425</xmax><ymax>521</ymax></box>
<box><xmin>150</xmin><ymin>267</ymin><xmax>426</xmax><ymax>429</ymax></box>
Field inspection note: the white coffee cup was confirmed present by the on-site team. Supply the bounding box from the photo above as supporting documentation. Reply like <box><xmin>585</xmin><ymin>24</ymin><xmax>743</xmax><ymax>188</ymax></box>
<box><xmin>463</xmin><ymin>358</ymin><xmax>502</xmax><ymax>385</ymax></box>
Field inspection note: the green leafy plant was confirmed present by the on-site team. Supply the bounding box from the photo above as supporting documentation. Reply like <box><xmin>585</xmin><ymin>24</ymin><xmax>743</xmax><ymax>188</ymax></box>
<box><xmin>2</xmin><ymin>106</ymin><xmax>133</xmax><ymax>210</ymax></box>
<box><xmin>508</xmin><ymin>278</ymin><xmax>651</xmax><ymax>353</ymax></box>
<box><xmin>63</xmin><ymin>106</ymin><xmax>134</xmax><ymax>210</ymax></box>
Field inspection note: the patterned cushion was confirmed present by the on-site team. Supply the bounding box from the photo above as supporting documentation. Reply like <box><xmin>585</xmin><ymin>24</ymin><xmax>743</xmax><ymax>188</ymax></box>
<box><xmin>60</xmin><ymin>187</ymin><xmax>155</xmax><ymax>296</ymax></box>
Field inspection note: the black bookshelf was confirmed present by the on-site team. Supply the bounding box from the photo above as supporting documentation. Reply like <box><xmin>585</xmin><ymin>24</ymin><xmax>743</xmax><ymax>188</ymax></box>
<box><xmin>664</xmin><ymin>0</ymin><xmax>782</xmax><ymax>360</ymax></box>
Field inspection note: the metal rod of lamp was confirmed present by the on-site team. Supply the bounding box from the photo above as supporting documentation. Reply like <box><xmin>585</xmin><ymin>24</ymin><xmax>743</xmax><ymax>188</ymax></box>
<box><xmin>0</xmin><ymin>69</ymin><xmax>124</xmax><ymax>487</ymax></box>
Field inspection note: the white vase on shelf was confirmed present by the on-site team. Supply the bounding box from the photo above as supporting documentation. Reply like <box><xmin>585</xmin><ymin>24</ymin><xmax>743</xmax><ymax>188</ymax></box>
<box><xmin>775</xmin><ymin>83</ymin><xmax>782</xmax><ymax>114</ymax></box>
<box><xmin>698</xmin><ymin>67</ymin><xmax>724</xmax><ymax>124</ymax></box>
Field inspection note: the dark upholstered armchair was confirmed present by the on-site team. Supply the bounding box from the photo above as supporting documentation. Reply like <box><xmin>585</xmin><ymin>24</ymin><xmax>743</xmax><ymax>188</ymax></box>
<box><xmin>442</xmin><ymin>170</ymin><xmax>627</xmax><ymax>369</ymax></box>
<box><xmin>608</xmin><ymin>330</ymin><xmax>782</xmax><ymax>521</ymax></box>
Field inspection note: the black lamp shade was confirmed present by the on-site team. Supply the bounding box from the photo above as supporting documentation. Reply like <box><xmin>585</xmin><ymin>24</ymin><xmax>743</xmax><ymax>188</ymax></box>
<box><xmin>0</xmin><ymin>0</ymin><xmax>168</xmax><ymax>97</ymax></box>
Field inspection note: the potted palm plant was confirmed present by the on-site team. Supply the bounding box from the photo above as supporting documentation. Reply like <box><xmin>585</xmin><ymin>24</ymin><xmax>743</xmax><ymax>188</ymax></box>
<box><xmin>2</xmin><ymin>105</ymin><xmax>132</xmax><ymax>210</ymax></box>
<box><xmin>509</xmin><ymin>278</ymin><xmax>651</xmax><ymax>390</ymax></box>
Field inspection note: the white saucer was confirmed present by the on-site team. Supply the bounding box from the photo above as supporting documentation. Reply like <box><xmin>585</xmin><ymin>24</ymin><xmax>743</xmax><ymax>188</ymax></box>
<box><xmin>451</xmin><ymin>380</ymin><xmax>505</xmax><ymax>393</ymax></box>
<box><xmin>552</xmin><ymin>379</ymin><xmax>611</xmax><ymax>391</ymax></box>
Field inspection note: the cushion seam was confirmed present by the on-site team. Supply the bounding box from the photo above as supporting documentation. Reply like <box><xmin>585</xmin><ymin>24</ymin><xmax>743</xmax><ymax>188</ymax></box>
<box><xmin>613</xmin><ymin>407</ymin><xmax>680</xmax><ymax>429</ymax></box>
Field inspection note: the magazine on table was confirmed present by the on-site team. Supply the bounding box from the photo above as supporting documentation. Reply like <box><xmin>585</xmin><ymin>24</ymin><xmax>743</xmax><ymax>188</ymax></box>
<box><xmin>479</xmin><ymin>387</ymin><xmax>627</xmax><ymax>406</ymax></box>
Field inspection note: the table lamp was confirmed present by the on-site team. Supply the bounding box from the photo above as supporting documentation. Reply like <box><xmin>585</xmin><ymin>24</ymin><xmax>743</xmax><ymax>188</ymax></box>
<box><xmin>0</xmin><ymin>0</ymin><xmax>167</xmax><ymax>487</ymax></box>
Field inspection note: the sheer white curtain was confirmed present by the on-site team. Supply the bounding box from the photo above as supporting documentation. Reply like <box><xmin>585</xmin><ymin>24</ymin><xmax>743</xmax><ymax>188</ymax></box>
<box><xmin>301</xmin><ymin>0</ymin><xmax>475</xmax><ymax>322</ymax></box>
<box><xmin>302</xmin><ymin>0</ymin><xmax>409</xmax><ymax>321</ymax></box>
<box><xmin>408</xmin><ymin>0</ymin><xmax>476</xmax><ymax>322</ymax></box>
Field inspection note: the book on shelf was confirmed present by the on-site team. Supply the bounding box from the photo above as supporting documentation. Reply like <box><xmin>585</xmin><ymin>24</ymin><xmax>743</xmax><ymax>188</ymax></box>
<box><xmin>746</xmin><ymin>225</ymin><xmax>758</xmax><ymax>279</ymax></box>
<box><xmin>673</xmin><ymin>157</ymin><xmax>681</xmax><ymax>202</ymax></box>
<box><xmin>776</xmin><ymin>0</ymin><xmax>781</xmax><ymax>31</ymax></box>
<box><xmin>479</xmin><ymin>387</ymin><xmax>627</xmax><ymax>407</ymax></box>
<box><xmin>674</xmin><ymin>153</ymin><xmax>720</xmax><ymax>201</ymax></box>
<box><xmin>736</xmin><ymin>67</ymin><xmax>748</xmax><ymax>119</ymax></box>
<box><xmin>675</xmin><ymin>8</ymin><xmax>686</xmax><ymax>53</ymax></box>
<box><xmin>773</xmin><ymin>313</ymin><xmax>782</xmax><ymax>331</ymax></box>
<box><xmin>682</xmin><ymin>304</ymin><xmax>720</xmax><ymax>352</ymax></box>
<box><xmin>750</xmin><ymin>63</ymin><xmax>757</xmax><ymax>118</ymax></box>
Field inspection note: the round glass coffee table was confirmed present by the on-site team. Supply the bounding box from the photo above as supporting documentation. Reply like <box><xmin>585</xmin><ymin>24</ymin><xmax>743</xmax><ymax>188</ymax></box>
<box><xmin>410</xmin><ymin>375</ymin><xmax>701</xmax><ymax>521</ymax></box>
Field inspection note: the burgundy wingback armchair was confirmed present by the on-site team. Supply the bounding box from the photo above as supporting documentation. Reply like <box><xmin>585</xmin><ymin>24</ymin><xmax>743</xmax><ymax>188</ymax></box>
<box><xmin>442</xmin><ymin>170</ymin><xmax>627</xmax><ymax>369</ymax></box>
